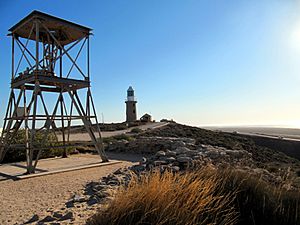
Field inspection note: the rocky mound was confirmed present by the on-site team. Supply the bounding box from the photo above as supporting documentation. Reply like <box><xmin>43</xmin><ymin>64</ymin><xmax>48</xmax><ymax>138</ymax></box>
<box><xmin>140</xmin><ymin>123</ymin><xmax>299</xmax><ymax>165</ymax></box>
<box><xmin>33</xmin><ymin>123</ymin><xmax>300</xmax><ymax>224</ymax></box>
<box><xmin>106</xmin><ymin>125</ymin><xmax>300</xmax><ymax>187</ymax></box>
<box><xmin>106</xmin><ymin>134</ymin><xmax>300</xmax><ymax>190</ymax></box>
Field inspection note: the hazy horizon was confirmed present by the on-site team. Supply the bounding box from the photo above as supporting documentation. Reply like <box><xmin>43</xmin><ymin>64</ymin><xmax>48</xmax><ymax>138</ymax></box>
<box><xmin>199</xmin><ymin>123</ymin><xmax>300</xmax><ymax>129</ymax></box>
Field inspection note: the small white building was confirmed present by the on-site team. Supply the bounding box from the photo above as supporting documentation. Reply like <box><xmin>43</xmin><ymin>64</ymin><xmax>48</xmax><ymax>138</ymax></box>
<box><xmin>140</xmin><ymin>113</ymin><xmax>152</xmax><ymax>123</ymax></box>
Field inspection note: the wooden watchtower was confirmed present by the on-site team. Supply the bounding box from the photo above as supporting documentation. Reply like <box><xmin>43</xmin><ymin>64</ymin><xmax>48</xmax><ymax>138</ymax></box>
<box><xmin>0</xmin><ymin>11</ymin><xmax>108</xmax><ymax>174</ymax></box>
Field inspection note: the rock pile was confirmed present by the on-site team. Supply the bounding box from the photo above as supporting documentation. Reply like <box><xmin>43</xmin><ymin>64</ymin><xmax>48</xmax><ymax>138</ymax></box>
<box><xmin>130</xmin><ymin>144</ymin><xmax>253</xmax><ymax>174</ymax></box>
<box><xmin>99</xmin><ymin>138</ymin><xmax>255</xmax><ymax>199</ymax></box>
<box><xmin>75</xmin><ymin>144</ymin><xmax>251</xmax><ymax>205</ymax></box>
<box><xmin>106</xmin><ymin>136</ymin><xmax>253</xmax><ymax>169</ymax></box>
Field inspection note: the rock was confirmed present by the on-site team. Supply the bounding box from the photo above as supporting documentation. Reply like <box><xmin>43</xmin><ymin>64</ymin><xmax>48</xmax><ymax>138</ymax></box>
<box><xmin>225</xmin><ymin>150</ymin><xmax>249</xmax><ymax>159</ymax></box>
<box><xmin>113</xmin><ymin>168</ymin><xmax>124</xmax><ymax>175</ymax></box>
<box><xmin>53</xmin><ymin>212</ymin><xmax>63</xmax><ymax>219</ymax></box>
<box><xmin>159</xmin><ymin>165</ymin><xmax>171</xmax><ymax>172</ymax></box>
<box><xmin>177</xmin><ymin>154</ymin><xmax>187</xmax><ymax>158</ymax></box>
<box><xmin>197</xmin><ymin>146</ymin><xmax>206</xmax><ymax>152</ymax></box>
<box><xmin>131</xmin><ymin>165</ymin><xmax>146</xmax><ymax>172</ymax></box>
<box><xmin>156</xmin><ymin>151</ymin><xmax>166</xmax><ymax>157</ymax></box>
<box><xmin>165</xmin><ymin>150</ymin><xmax>177</xmax><ymax>157</ymax></box>
<box><xmin>141</xmin><ymin>157</ymin><xmax>147</xmax><ymax>163</ymax></box>
<box><xmin>177</xmin><ymin>156</ymin><xmax>192</xmax><ymax>163</ymax></box>
<box><xmin>185</xmin><ymin>150</ymin><xmax>199</xmax><ymax>156</ymax></box>
<box><xmin>58</xmin><ymin>212</ymin><xmax>73</xmax><ymax>221</ymax></box>
<box><xmin>172</xmin><ymin>161</ymin><xmax>180</xmax><ymax>166</ymax></box>
<box><xmin>96</xmin><ymin>191</ymin><xmax>110</xmax><ymax>199</ymax></box>
<box><xmin>192</xmin><ymin>155</ymin><xmax>202</xmax><ymax>160</ymax></box>
<box><xmin>65</xmin><ymin>200</ymin><xmax>74</xmax><ymax>208</ymax></box>
<box><xmin>171</xmin><ymin>166</ymin><xmax>180</xmax><ymax>172</ymax></box>
<box><xmin>220</xmin><ymin>151</ymin><xmax>227</xmax><ymax>156</ymax></box>
<box><xmin>93</xmin><ymin>184</ymin><xmax>108</xmax><ymax>191</ymax></box>
<box><xmin>72</xmin><ymin>194</ymin><xmax>86</xmax><ymax>203</ymax></box>
<box><xmin>174</xmin><ymin>147</ymin><xmax>191</xmax><ymax>155</ymax></box>
<box><xmin>154</xmin><ymin>160</ymin><xmax>167</xmax><ymax>166</ymax></box>
<box><xmin>107</xmin><ymin>180</ymin><xmax>120</xmax><ymax>186</ymax></box>
<box><xmin>40</xmin><ymin>216</ymin><xmax>56</xmax><ymax>223</ymax></box>
<box><xmin>165</xmin><ymin>157</ymin><xmax>176</xmax><ymax>163</ymax></box>
<box><xmin>98</xmin><ymin>181</ymin><xmax>108</xmax><ymax>186</ymax></box>
<box><xmin>87</xmin><ymin>197</ymin><xmax>99</xmax><ymax>205</ymax></box>
<box><xmin>24</xmin><ymin>214</ymin><xmax>39</xmax><ymax>224</ymax></box>
<box><xmin>173</xmin><ymin>141</ymin><xmax>186</xmax><ymax>148</ymax></box>
<box><xmin>206</xmin><ymin>151</ymin><xmax>220</xmax><ymax>159</ymax></box>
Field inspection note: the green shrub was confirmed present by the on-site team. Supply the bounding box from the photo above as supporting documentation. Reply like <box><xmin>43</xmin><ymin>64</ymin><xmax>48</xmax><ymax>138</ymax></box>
<box><xmin>115</xmin><ymin>124</ymin><xmax>128</xmax><ymax>130</ymax></box>
<box><xmin>102</xmin><ymin>134</ymin><xmax>134</xmax><ymax>144</ymax></box>
<box><xmin>113</xmin><ymin>134</ymin><xmax>133</xmax><ymax>141</ymax></box>
<box><xmin>3</xmin><ymin>129</ymin><xmax>74</xmax><ymax>163</ymax></box>
<box><xmin>130</xmin><ymin>128</ymin><xmax>142</xmax><ymax>133</ymax></box>
<box><xmin>102</xmin><ymin>136</ymin><xmax>116</xmax><ymax>144</ymax></box>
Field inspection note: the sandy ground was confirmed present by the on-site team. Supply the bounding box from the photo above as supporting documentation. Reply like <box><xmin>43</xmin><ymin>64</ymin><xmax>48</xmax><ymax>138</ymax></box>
<box><xmin>0</xmin><ymin>154</ymin><xmax>120</xmax><ymax>180</ymax></box>
<box><xmin>0</xmin><ymin>153</ymin><xmax>140</xmax><ymax>225</ymax></box>
<box><xmin>0</xmin><ymin>123</ymin><xmax>164</xmax><ymax>224</ymax></box>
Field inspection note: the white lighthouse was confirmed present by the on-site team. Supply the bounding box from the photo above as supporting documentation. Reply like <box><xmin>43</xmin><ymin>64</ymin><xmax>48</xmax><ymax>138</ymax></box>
<box><xmin>125</xmin><ymin>86</ymin><xmax>137</xmax><ymax>123</ymax></box>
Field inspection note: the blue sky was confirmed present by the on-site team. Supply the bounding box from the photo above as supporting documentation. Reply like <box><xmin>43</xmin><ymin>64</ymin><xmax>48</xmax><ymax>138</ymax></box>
<box><xmin>1</xmin><ymin>0</ymin><xmax>300</xmax><ymax>127</ymax></box>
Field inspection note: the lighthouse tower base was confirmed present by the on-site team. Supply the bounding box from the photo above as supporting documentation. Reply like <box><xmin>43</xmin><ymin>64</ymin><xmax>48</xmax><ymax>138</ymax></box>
<box><xmin>126</xmin><ymin>100</ymin><xmax>137</xmax><ymax>123</ymax></box>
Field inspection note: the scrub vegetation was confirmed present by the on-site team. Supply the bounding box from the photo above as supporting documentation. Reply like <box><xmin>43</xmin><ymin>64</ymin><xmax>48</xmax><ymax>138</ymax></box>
<box><xmin>89</xmin><ymin>167</ymin><xmax>300</xmax><ymax>225</ymax></box>
<box><xmin>3</xmin><ymin>129</ymin><xmax>73</xmax><ymax>163</ymax></box>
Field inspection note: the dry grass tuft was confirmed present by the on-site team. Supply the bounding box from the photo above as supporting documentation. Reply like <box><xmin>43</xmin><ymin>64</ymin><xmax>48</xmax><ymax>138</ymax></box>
<box><xmin>88</xmin><ymin>166</ymin><xmax>238</xmax><ymax>225</ymax></box>
<box><xmin>88</xmin><ymin>166</ymin><xmax>300</xmax><ymax>225</ymax></box>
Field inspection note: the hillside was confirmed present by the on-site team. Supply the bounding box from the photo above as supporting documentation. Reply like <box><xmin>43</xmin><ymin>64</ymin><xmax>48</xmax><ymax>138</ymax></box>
<box><xmin>88</xmin><ymin>122</ymin><xmax>300</xmax><ymax>225</ymax></box>
<box><xmin>140</xmin><ymin>123</ymin><xmax>300</xmax><ymax>165</ymax></box>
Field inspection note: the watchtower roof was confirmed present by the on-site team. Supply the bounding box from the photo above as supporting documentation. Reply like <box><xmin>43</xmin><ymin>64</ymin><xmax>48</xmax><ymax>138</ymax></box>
<box><xmin>9</xmin><ymin>10</ymin><xmax>92</xmax><ymax>45</ymax></box>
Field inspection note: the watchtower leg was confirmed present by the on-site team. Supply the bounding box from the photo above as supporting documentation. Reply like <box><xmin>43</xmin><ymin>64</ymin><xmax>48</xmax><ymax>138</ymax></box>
<box><xmin>68</xmin><ymin>90</ymin><xmax>108</xmax><ymax>162</ymax></box>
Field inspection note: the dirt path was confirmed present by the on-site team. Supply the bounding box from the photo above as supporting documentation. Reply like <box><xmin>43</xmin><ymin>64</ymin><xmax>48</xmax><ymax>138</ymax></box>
<box><xmin>0</xmin><ymin>159</ymin><xmax>135</xmax><ymax>225</ymax></box>
<box><xmin>57</xmin><ymin>122</ymin><xmax>168</xmax><ymax>142</ymax></box>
